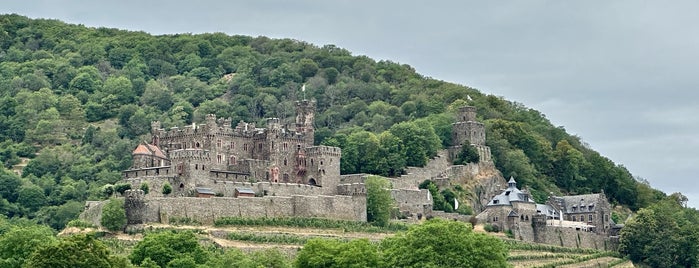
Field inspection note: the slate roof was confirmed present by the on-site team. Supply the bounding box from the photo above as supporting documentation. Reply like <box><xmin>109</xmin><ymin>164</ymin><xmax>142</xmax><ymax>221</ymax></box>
<box><xmin>486</xmin><ymin>177</ymin><xmax>535</xmax><ymax>206</ymax></box>
<box><xmin>536</xmin><ymin>204</ymin><xmax>559</xmax><ymax>219</ymax></box>
<box><xmin>551</xmin><ymin>194</ymin><xmax>601</xmax><ymax>213</ymax></box>
<box><xmin>235</xmin><ymin>188</ymin><xmax>256</xmax><ymax>195</ymax></box>
<box><xmin>132</xmin><ymin>142</ymin><xmax>167</xmax><ymax>159</ymax></box>
<box><xmin>195</xmin><ymin>187</ymin><xmax>216</xmax><ymax>195</ymax></box>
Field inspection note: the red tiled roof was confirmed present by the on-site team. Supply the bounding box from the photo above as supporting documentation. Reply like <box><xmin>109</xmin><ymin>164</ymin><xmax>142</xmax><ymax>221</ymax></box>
<box><xmin>146</xmin><ymin>144</ymin><xmax>167</xmax><ymax>159</ymax></box>
<box><xmin>132</xmin><ymin>143</ymin><xmax>168</xmax><ymax>159</ymax></box>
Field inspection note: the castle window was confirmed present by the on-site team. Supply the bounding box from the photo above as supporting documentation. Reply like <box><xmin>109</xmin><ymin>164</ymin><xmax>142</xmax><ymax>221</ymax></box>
<box><xmin>230</xmin><ymin>156</ymin><xmax>236</xmax><ymax>165</ymax></box>
<box><xmin>202</xmin><ymin>165</ymin><xmax>205</xmax><ymax>170</ymax></box>
<box><xmin>195</xmin><ymin>164</ymin><xmax>198</xmax><ymax>170</ymax></box>
<box><xmin>605</xmin><ymin>214</ymin><xmax>609</xmax><ymax>222</ymax></box>
<box><xmin>320</xmin><ymin>160</ymin><xmax>324</xmax><ymax>166</ymax></box>
<box><xmin>311</xmin><ymin>159</ymin><xmax>314</xmax><ymax>166</ymax></box>
<box><xmin>283</xmin><ymin>173</ymin><xmax>289</xmax><ymax>182</ymax></box>
<box><xmin>493</xmin><ymin>216</ymin><xmax>499</xmax><ymax>222</ymax></box>
<box><xmin>217</xmin><ymin>154</ymin><xmax>222</xmax><ymax>164</ymax></box>
<box><xmin>284</xmin><ymin>158</ymin><xmax>287</xmax><ymax>166</ymax></box>
<box><xmin>230</xmin><ymin>142</ymin><xmax>235</xmax><ymax>149</ymax></box>
<box><xmin>196</xmin><ymin>142</ymin><xmax>200</xmax><ymax>148</ymax></box>
<box><xmin>217</xmin><ymin>139</ymin><xmax>222</xmax><ymax>148</ymax></box>
<box><xmin>297</xmin><ymin>144</ymin><xmax>301</xmax><ymax>151</ymax></box>
<box><xmin>283</xmin><ymin>143</ymin><xmax>288</xmax><ymax>150</ymax></box>
<box><xmin>244</xmin><ymin>144</ymin><xmax>248</xmax><ymax>151</ymax></box>
<box><xmin>572</xmin><ymin>216</ymin><xmax>576</xmax><ymax>221</ymax></box>
<box><xmin>520</xmin><ymin>215</ymin><xmax>524</xmax><ymax>221</ymax></box>
<box><xmin>589</xmin><ymin>214</ymin><xmax>593</xmax><ymax>221</ymax></box>
<box><xmin>259</xmin><ymin>143</ymin><xmax>263</xmax><ymax>150</ymax></box>
<box><xmin>525</xmin><ymin>215</ymin><xmax>529</xmax><ymax>221</ymax></box>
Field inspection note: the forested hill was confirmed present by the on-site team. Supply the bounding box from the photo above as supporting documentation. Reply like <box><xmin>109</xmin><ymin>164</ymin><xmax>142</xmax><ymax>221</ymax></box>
<box><xmin>0</xmin><ymin>14</ymin><xmax>663</xmax><ymax>228</ymax></box>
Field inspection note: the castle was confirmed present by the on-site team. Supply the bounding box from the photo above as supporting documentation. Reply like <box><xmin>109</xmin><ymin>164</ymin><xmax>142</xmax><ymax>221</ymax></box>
<box><xmin>125</xmin><ymin>100</ymin><xmax>342</xmax><ymax>196</ymax></box>
<box><xmin>80</xmin><ymin>99</ymin><xmax>618</xmax><ymax>249</ymax></box>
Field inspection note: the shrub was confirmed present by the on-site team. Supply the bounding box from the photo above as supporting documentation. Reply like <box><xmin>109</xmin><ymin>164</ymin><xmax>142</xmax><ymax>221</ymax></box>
<box><xmin>162</xmin><ymin>183</ymin><xmax>172</xmax><ymax>195</ymax></box>
<box><xmin>484</xmin><ymin>224</ymin><xmax>500</xmax><ymax>233</ymax></box>
<box><xmin>114</xmin><ymin>183</ymin><xmax>131</xmax><ymax>195</ymax></box>
<box><xmin>140</xmin><ymin>182</ymin><xmax>149</xmax><ymax>194</ymax></box>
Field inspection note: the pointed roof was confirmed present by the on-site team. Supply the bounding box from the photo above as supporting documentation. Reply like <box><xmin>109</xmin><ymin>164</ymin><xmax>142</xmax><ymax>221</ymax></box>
<box><xmin>486</xmin><ymin>176</ymin><xmax>535</xmax><ymax>206</ymax></box>
<box><xmin>132</xmin><ymin>142</ymin><xmax>167</xmax><ymax>159</ymax></box>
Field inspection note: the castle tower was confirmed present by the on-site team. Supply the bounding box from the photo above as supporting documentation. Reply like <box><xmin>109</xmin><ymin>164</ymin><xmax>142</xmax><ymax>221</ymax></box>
<box><xmin>305</xmin><ymin>145</ymin><xmax>342</xmax><ymax>195</ymax></box>
<box><xmin>151</xmin><ymin>121</ymin><xmax>162</xmax><ymax>146</ymax></box>
<box><xmin>452</xmin><ymin>106</ymin><xmax>486</xmax><ymax>146</ymax></box>
<box><xmin>295</xmin><ymin>100</ymin><xmax>316</xmax><ymax>146</ymax></box>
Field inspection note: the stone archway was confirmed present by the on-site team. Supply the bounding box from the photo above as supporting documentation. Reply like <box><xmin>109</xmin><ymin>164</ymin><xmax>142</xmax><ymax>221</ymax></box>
<box><xmin>308</xmin><ymin>178</ymin><xmax>317</xmax><ymax>186</ymax></box>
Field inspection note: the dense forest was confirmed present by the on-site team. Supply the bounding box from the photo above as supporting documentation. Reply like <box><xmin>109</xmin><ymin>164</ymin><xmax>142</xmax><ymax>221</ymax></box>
<box><xmin>2</xmin><ymin>13</ymin><xmax>699</xmax><ymax>267</ymax></box>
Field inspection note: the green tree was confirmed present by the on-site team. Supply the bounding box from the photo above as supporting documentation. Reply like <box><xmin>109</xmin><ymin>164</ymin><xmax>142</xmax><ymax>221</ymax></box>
<box><xmin>366</xmin><ymin>176</ymin><xmax>393</xmax><ymax>227</ymax></box>
<box><xmin>0</xmin><ymin>171</ymin><xmax>21</xmax><ymax>203</ymax></box>
<box><xmin>294</xmin><ymin>238</ymin><xmax>379</xmax><ymax>268</ymax></box>
<box><xmin>130</xmin><ymin>230</ymin><xmax>208</xmax><ymax>267</ymax></box>
<box><xmin>376</xmin><ymin>131</ymin><xmax>406</xmax><ymax>177</ymax></box>
<box><xmin>388</xmin><ymin>121</ymin><xmax>441</xmax><ymax>167</ymax></box>
<box><xmin>0</xmin><ymin>225</ymin><xmax>56</xmax><ymax>268</ymax></box>
<box><xmin>17</xmin><ymin>184</ymin><xmax>47</xmax><ymax>214</ymax></box>
<box><xmin>380</xmin><ymin>219</ymin><xmax>508</xmax><ymax>267</ymax></box>
<box><xmin>101</xmin><ymin>198</ymin><xmax>126</xmax><ymax>232</ymax></box>
<box><xmin>25</xmin><ymin>234</ymin><xmax>117</xmax><ymax>268</ymax></box>
<box><xmin>619</xmin><ymin>195</ymin><xmax>699</xmax><ymax>267</ymax></box>
<box><xmin>454</xmin><ymin>142</ymin><xmax>480</xmax><ymax>165</ymax></box>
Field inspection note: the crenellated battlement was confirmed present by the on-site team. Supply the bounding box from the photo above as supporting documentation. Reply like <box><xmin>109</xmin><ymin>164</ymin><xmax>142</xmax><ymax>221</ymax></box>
<box><xmin>169</xmin><ymin>149</ymin><xmax>211</xmax><ymax>160</ymax></box>
<box><xmin>337</xmin><ymin>183</ymin><xmax>367</xmax><ymax>196</ymax></box>
<box><xmin>305</xmin><ymin>145</ymin><xmax>342</xmax><ymax>157</ymax></box>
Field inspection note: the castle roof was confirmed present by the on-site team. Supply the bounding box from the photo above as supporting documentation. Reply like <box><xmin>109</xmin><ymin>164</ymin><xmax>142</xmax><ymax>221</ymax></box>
<box><xmin>486</xmin><ymin>177</ymin><xmax>535</xmax><ymax>206</ymax></box>
<box><xmin>536</xmin><ymin>204</ymin><xmax>559</xmax><ymax>219</ymax></box>
<box><xmin>550</xmin><ymin>194</ymin><xmax>602</xmax><ymax>213</ymax></box>
<box><xmin>132</xmin><ymin>143</ymin><xmax>167</xmax><ymax>159</ymax></box>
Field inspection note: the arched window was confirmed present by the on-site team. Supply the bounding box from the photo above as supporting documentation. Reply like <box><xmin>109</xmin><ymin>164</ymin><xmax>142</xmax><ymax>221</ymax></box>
<box><xmin>230</xmin><ymin>156</ymin><xmax>236</xmax><ymax>165</ymax></box>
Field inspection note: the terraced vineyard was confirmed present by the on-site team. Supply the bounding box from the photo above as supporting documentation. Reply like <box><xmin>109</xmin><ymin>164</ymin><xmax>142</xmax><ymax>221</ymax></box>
<box><xmin>504</xmin><ymin>240</ymin><xmax>633</xmax><ymax>268</ymax></box>
<box><xmin>96</xmin><ymin>221</ymin><xmax>634</xmax><ymax>267</ymax></box>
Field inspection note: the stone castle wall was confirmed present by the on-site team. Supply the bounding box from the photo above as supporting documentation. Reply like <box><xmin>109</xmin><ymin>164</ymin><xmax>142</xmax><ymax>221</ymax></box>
<box><xmin>133</xmin><ymin>195</ymin><xmax>366</xmax><ymax>225</ymax></box>
<box><xmin>532</xmin><ymin>224</ymin><xmax>616</xmax><ymax>250</ymax></box>
<box><xmin>391</xmin><ymin>188</ymin><xmax>433</xmax><ymax>217</ymax></box>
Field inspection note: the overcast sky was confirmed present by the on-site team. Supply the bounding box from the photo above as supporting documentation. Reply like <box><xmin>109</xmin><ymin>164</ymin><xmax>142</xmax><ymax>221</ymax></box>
<box><xmin>5</xmin><ymin>1</ymin><xmax>699</xmax><ymax>208</ymax></box>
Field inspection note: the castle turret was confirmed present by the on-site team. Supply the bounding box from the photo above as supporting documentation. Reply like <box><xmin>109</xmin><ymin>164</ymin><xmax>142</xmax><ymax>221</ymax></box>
<box><xmin>295</xmin><ymin>100</ymin><xmax>316</xmax><ymax>146</ymax></box>
<box><xmin>452</xmin><ymin>106</ymin><xmax>485</xmax><ymax>146</ymax></box>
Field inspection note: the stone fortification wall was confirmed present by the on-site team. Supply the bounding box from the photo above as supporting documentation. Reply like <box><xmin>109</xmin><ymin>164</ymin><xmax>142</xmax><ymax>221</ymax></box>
<box><xmin>134</xmin><ymin>194</ymin><xmax>366</xmax><ymax>225</ymax></box>
<box><xmin>431</xmin><ymin>211</ymin><xmax>471</xmax><ymax>222</ymax></box>
<box><xmin>391</xmin><ymin>189</ymin><xmax>433</xmax><ymax>217</ymax></box>
<box><xmin>123</xmin><ymin>166</ymin><xmax>173</xmax><ymax>179</ymax></box>
<box><xmin>532</xmin><ymin>223</ymin><xmax>616</xmax><ymax>250</ymax></box>
<box><xmin>337</xmin><ymin>183</ymin><xmax>366</xmax><ymax>196</ymax></box>
<box><xmin>125</xmin><ymin>176</ymin><xmax>185</xmax><ymax>197</ymax></box>
<box><xmin>204</xmin><ymin>181</ymin><xmax>324</xmax><ymax>197</ymax></box>
<box><xmin>340</xmin><ymin>174</ymin><xmax>369</xmax><ymax>184</ymax></box>
<box><xmin>390</xmin><ymin>150</ymin><xmax>450</xmax><ymax>189</ymax></box>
